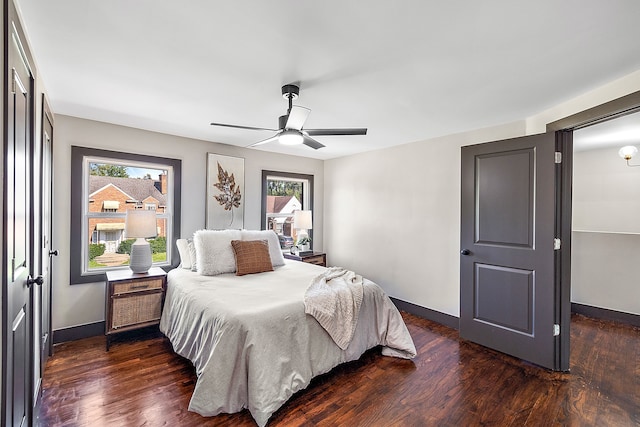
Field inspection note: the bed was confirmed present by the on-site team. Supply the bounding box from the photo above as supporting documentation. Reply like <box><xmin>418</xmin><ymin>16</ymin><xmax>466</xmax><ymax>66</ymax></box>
<box><xmin>160</xmin><ymin>230</ymin><xmax>416</xmax><ymax>426</ymax></box>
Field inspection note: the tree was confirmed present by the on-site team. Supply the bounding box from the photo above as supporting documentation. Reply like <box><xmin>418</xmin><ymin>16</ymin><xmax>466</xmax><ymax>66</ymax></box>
<box><xmin>90</xmin><ymin>163</ymin><xmax>129</xmax><ymax>177</ymax></box>
<box><xmin>267</xmin><ymin>180</ymin><xmax>302</xmax><ymax>201</ymax></box>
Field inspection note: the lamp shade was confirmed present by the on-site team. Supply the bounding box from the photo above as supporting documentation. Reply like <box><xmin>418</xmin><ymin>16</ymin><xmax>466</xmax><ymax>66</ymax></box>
<box><xmin>618</xmin><ymin>145</ymin><xmax>638</xmax><ymax>160</ymax></box>
<box><xmin>125</xmin><ymin>209</ymin><xmax>157</xmax><ymax>238</ymax></box>
<box><xmin>293</xmin><ymin>210</ymin><xmax>312</xmax><ymax>230</ymax></box>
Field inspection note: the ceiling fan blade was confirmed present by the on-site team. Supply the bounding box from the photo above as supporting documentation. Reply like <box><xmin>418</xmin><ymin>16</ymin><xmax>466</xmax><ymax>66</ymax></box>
<box><xmin>210</xmin><ymin>122</ymin><xmax>277</xmax><ymax>132</ymax></box>
<box><xmin>304</xmin><ymin>128</ymin><xmax>368</xmax><ymax>136</ymax></box>
<box><xmin>302</xmin><ymin>134</ymin><xmax>325</xmax><ymax>150</ymax></box>
<box><xmin>285</xmin><ymin>106</ymin><xmax>311</xmax><ymax>131</ymax></box>
<box><xmin>249</xmin><ymin>134</ymin><xmax>279</xmax><ymax>147</ymax></box>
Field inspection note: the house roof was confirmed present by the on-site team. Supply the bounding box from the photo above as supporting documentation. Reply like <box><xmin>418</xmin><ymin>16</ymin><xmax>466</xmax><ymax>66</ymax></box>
<box><xmin>266</xmin><ymin>196</ymin><xmax>299</xmax><ymax>214</ymax></box>
<box><xmin>15</xmin><ymin>1</ymin><xmax>640</xmax><ymax>160</ymax></box>
<box><xmin>89</xmin><ymin>176</ymin><xmax>167</xmax><ymax>206</ymax></box>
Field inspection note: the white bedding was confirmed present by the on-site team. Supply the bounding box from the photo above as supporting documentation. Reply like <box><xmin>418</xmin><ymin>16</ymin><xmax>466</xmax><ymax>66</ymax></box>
<box><xmin>159</xmin><ymin>260</ymin><xmax>416</xmax><ymax>426</ymax></box>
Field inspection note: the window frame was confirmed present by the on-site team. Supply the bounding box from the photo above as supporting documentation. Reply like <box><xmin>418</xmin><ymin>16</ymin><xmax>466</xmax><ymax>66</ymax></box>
<box><xmin>261</xmin><ymin>170</ymin><xmax>314</xmax><ymax>243</ymax></box>
<box><xmin>70</xmin><ymin>146</ymin><xmax>182</xmax><ymax>284</ymax></box>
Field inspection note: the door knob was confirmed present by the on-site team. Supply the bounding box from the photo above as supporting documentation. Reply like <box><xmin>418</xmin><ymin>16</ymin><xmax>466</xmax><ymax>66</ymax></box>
<box><xmin>49</xmin><ymin>250</ymin><xmax>58</xmax><ymax>256</ymax></box>
<box><xmin>460</xmin><ymin>249</ymin><xmax>471</xmax><ymax>256</ymax></box>
<box><xmin>27</xmin><ymin>275</ymin><xmax>44</xmax><ymax>288</ymax></box>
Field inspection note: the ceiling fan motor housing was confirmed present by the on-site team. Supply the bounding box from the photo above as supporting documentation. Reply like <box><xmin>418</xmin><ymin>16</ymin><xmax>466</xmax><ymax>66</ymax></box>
<box><xmin>282</xmin><ymin>84</ymin><xmax>299</xmax><ymax>100</ymax></box>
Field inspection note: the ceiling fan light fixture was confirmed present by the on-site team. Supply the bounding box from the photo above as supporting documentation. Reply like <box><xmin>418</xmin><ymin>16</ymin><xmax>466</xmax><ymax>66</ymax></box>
<box><xmin>279</xmin><ymin>129</ymin><xmax>303</xmax><ymax>145</ymax></box>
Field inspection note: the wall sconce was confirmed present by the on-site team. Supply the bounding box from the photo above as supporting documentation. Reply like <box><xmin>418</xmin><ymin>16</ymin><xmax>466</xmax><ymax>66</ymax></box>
<box><xmin>125</xmin><ymin>209</ymin><xmax>157</xmax><ymax>273</ymax></box>
<box><xmin>619</xmin><ymin>146</ymin><xmax>640</xmax><ymax>167</ymax></box>
<box><xmin>618</xmin><ymin>145</ymin><xmax>640</xmax><ymax>167</ymax></box>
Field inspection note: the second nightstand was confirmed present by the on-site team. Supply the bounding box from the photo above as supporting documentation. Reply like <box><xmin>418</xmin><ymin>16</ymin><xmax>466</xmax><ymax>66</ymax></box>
<box><xmin>284</xmin><ymin>251</ymin><xmax>327</xmax><ymax>267</ymax></box>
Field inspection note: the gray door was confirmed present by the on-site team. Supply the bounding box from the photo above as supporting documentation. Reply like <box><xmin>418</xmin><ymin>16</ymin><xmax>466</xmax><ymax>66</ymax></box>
<box><xmin>4</xmin><ymin>3</ymin><xmax>36</xmax><ymax>425</ymax></box>
<box><xmin>460</xmin><ymin>132</ymin><xmax>566</xmax><ymax>371</ymax></box>
<box><xmin>37</xmin><ymin>96</ymin><xmax>55</xmax><ymax>402</ymax></box>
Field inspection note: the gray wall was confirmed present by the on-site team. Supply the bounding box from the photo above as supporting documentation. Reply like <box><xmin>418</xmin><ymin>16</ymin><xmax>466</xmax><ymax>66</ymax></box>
<box><xmin>52</xmin><ymin>115</ymin><xmax>324</xmax><ymax>330</ymax></box>
<box><xmin>323</xmin><ymin>122</ymin><xmax>525</xmax><ymax>317</ymax></box>
<box><xmin>324</xmin><ymin>71</ymin><xmax>640</xmax><ymax>319</ymax></box>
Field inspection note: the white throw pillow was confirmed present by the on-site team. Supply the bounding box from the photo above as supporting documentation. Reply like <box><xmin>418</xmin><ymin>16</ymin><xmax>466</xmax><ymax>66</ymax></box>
<box><xmin>176</xmin><ymin>239</ymin><xmax>192</xmax><ymax>270</ymax></box>
<box><xmin>188</xmin><ymin>239</ymin><xmax>197</xmax><ymax>272</ymax></box>
<box><xmin>194</xmin><ymin>229</ymin><xmax>242</xmax><ymax>275</ymax></box>
<box><xmin>241</xmin><ymin>230</ymin><xmax>286</xmax><ymax>267</ymax></box>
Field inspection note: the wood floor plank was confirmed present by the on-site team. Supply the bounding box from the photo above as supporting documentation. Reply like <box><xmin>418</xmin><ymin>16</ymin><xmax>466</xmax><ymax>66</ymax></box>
<box><xmin>37</xmin><ymin>313</ymin><xmax>639</xmax><ymax>426</ymax></box>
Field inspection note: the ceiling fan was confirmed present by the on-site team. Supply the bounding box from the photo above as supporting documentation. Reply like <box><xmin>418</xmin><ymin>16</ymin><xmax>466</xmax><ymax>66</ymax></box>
<box><xmin>210</xmin><ymin>84</ymin><xmax>367</xmax><ymax>150</ymax></box>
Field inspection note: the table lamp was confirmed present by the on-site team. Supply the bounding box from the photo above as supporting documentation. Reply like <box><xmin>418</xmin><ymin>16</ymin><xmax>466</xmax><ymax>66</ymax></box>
<box><xmin>293</xmin><ymin>210</ymin><xmax>312</xmax><ymax>250</ymax></box>
<box><xmin>125</xmin><ymin>209</ymin><xmax>157</xmax><ymax>273</ymax></box>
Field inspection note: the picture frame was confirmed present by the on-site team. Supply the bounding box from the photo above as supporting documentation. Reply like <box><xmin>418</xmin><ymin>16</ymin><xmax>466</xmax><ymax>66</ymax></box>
<box><xmin>206</xmin><ymin>153</ymin><xmax>244</xmax><ymax>229</ymax></box>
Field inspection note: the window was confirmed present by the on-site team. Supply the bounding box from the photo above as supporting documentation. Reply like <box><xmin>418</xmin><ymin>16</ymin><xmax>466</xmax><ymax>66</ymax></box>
<box><xmin>71</xmin><ymin>146</ymin><xmax>181</xmax><ymax>284</ymax></box>
<box><xmin>261</xmin><ymin>171</ymin><xmax>314</xmax><ymax>248</ymax></box>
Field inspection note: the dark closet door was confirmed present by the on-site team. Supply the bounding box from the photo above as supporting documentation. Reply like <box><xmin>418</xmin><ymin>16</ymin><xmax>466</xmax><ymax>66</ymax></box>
<box><xmin>35</xmin><ymin>95</ymin><xmax>55</xmax><ymax>414</ymax></box>
<box><xmin>4</xmin><ymin>3</ymin><xmax>36</xmax><ymax>425</ymax></box>
<box><xmin>460</xmin><ymin>132</ymin><xmax>567</xmax><ymax>371</ymax></box>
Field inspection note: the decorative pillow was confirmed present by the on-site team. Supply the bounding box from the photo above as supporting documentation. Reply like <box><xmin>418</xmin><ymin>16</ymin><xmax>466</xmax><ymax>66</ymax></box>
<box><xmin>240</xmin><ymin>230</ymin><xmax>286</xmax><ymax>267</ymax></box>
<box><xmin>188</xmin><ymin>239</ymin><xmax>197</xmax><ymax>272</ymax></box>
<box><xmin>194</xmin><ymin>229</ymin><xmax>242</xmax><ymax>275</ymax></box>
<box><xmin>231</xmin><ymin>240</ymin><xmax>274</xmax><ymax>276</ymax></box>
<box><xmin>176</xmin><ymin>239</ymin><xmax>192</xmax><ymax>270</ymax></box>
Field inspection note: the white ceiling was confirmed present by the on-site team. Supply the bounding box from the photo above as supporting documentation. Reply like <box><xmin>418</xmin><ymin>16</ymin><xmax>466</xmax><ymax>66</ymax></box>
<box><xmin>15</xmin><ymin>0</ymin><xmax>640</xmax><ymax>160</ymax></box>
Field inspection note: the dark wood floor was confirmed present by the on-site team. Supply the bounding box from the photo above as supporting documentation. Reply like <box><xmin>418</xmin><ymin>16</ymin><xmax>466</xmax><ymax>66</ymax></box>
<box><xmin>37</xmin><ymin>312</ymin><xmax>639</xmax><ymax>426</ymax></box>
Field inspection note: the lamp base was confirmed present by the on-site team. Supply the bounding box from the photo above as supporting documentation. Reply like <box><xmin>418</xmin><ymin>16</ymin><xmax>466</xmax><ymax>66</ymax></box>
<box><xmin>129</xmin><ymin>238</ymin><xmax>152</xmax><ymax>274</ymax></box>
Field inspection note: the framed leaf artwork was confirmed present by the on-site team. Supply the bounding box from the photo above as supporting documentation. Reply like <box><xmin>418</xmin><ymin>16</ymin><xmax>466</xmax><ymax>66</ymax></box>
<box><xmin>206</xmin><ymin>153</ymin><xmax>244</xmax><ymax>229</ymax></box>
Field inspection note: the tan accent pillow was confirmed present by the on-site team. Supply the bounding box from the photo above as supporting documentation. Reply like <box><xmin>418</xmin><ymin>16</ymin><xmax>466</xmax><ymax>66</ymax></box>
<box><xmin>231</xmin><ymin>240</ymin><xmax>274</xmax><ymax>276</ymax></box>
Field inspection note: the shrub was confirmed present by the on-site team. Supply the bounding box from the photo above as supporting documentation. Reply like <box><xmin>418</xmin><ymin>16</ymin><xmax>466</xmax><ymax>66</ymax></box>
<box><xmin>117</xmin><ymin>237</ymin><xmax>166</xmax><ymax>255</ymax></box>
<box><xmin>117</xmin><ymin>239</ymin><xmax>135</xmax><ymax>254</ymax></box>
<box><xmin>149</xmin><ymin>236</ymin><xmax>166</xmax><ymax>254</ymax></box>
<box><xmin>89</xmin><ymin>243</ymin><xmax>105</xmax><ymax>260</ymax></box>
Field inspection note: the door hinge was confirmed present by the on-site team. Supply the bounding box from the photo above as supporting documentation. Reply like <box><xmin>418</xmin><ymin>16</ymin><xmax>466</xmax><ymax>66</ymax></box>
<box><xmin>553</xmin><ymin>324</ymin><xmax>560</xmax><ymax>336</ymax></box>
<box><xmin>554</xmin><ymin>238</ymin><xmax>561</xmax><ymax>250</ymax></box>
<box><xmin>555</xmin><ymin>152</ymin><xmax>562</xmax><ymax>163</ymax></box>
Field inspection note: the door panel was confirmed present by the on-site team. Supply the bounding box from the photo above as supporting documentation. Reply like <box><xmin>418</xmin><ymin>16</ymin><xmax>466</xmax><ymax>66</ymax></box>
<box><xmin>474</xmin><ymin>264</ymin><xmax>533</xmax><ymax>334</ymax></box>
<box><xmin>475</xmin><ymin>149</ymin><xmax>534</xmax><ymax>248</ymax></box>
<box><xmin>460</xmin><ymin>132</ymin><xmax>558</xmax><ymax>370</ymax></box>
<box><xmin>12</xmin><ymin>309</ymin><xmax>26</xmax><ymax>427</ymax></box>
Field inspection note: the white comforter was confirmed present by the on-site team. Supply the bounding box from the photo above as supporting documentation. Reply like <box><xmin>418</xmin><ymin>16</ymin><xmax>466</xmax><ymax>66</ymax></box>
<box><xmin>160</xmin><ymin>261</ymin><xmax>416</xmax><ymax>426</ymax></box>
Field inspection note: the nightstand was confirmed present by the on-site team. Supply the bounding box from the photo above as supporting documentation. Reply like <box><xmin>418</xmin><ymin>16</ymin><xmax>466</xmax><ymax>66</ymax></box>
<box><xmin>105</xmin><ymin>267</ymin><xmax>167</xmax><ymax>350</ymax></box>
<box><xmin>284</xmin><ymin>251</ymin><xmax>327</xmax><ymax>267</ymax></box>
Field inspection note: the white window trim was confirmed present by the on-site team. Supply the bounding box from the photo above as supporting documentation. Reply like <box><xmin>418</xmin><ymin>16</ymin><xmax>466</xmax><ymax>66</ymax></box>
<box><xmin>81</xmin><ymin>155</ymin><xmax>174</xmax><ymax>275</ymax></box>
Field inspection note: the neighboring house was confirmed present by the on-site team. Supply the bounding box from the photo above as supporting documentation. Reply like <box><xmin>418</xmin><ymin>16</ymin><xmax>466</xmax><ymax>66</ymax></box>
<box><xmin>265</xmin><ymin>195</ymin><xmax>301</xmax><ymax>236</ymax></box>
<box><xmin>89</xmin><ymin>174</ymin><xmax>168</xmax><ymax>253</ymax></box>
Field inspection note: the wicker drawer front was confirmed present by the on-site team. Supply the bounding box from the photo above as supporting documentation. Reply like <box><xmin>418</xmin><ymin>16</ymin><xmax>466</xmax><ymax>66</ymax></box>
<box><xmin>112</xmin><ymin>278</ymin><xmax>163</xmax><ymax>295</ymax></box>
<box><xmin>111</xmin><ymin>292</ymin><xmax>162</xmax><ymax>329</ymax></box>
<box><xmin>305</xmin><ymin>256</ymin><xmax>325</xmax><ymax>265</ymax></box>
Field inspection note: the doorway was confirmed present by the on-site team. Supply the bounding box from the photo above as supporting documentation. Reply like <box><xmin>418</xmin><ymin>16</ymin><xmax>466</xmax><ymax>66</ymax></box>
<box><xmin>571</xmin><ymin>111</ymin><xmax>640</xmax><ymax>321</ymax></box>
